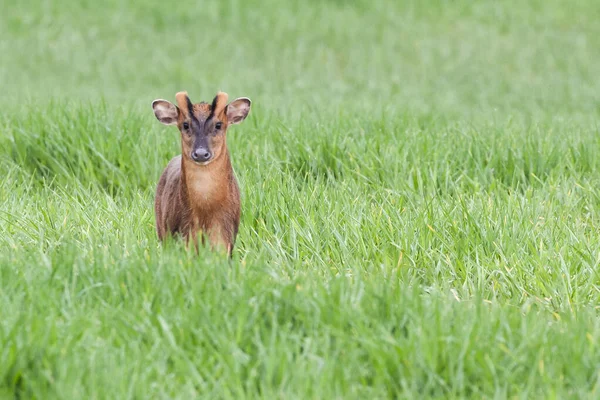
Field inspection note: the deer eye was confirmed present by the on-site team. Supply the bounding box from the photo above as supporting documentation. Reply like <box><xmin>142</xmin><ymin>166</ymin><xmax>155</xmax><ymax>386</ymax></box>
<box><xmin>215</xmin><ymin>122</ymin><xmax>222</xmax><ymax>130</ymax></box>
<box><xmin>182</xmin><ymin>122</ymin><xmax>189</xmax><ymax>130</ymax></box>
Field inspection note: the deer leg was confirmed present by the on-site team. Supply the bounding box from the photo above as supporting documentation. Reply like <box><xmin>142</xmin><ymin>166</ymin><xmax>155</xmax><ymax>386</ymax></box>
<box><xmin>206</xmin><ymin>221</ymin><xmax>232</xmax><ymax>256</ymax></box>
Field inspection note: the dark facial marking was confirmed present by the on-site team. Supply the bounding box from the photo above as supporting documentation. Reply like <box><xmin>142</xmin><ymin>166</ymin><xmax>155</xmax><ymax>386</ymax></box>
<box><xmin>187</xmin><ymin>98</ymin><xmax>210</xmax><ymax>154</ymax></box>
<box><xmin>207</xmin><ymin>95</ymin><xmax>219</xmax><ymax>120</ymax></box>
<box><xmin>186</xmin><ymin>96</ymin><xmax>199</xmax><ymax>124</ymax></box>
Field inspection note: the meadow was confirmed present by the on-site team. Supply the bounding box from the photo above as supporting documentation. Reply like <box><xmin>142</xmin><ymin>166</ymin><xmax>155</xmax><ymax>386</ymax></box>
<box><xmin>1</xmin><ymin>0</ymin><xmax>600</xmax><ymax>398</ymax></box>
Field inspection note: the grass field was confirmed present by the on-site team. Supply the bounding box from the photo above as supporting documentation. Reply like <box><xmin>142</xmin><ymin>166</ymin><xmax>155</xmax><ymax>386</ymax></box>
<box><xmin>2</xmin><ymin>0</ymin><xmax>600</xmax><ymax>398</ymax></box>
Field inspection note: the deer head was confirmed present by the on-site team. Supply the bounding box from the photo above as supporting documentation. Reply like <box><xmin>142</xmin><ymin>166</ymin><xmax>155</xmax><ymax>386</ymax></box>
<box><xmin>152</xmin><ymin>91</ymin><xmax>251</xmax><ymax>165</ymax></box>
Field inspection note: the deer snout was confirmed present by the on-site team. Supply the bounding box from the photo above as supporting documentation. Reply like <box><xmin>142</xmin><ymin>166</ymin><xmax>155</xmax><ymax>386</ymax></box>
<box><xmin>191</xmin><ymin>148</ymin><xmax>212</xmax><ymax>163</ymax></box>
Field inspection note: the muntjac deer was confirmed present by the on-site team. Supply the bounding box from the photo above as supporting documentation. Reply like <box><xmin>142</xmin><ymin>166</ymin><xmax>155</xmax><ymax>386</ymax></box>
<box><xmin>151</xmin><ymin>91</ymin><xmax>251</xmax><ymax>256</ymax></box>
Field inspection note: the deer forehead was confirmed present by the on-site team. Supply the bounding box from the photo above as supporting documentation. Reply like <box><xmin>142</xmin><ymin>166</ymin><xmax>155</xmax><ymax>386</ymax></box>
<box><xmin>176</xmin><ymin>91</ymin><xmax>229</xmax><ymax>123</ymax></box>
<box><xmin>180</xmin><ymin>102</ymin><xmax>228</xmax><ymax>123</ymax></box>
<box><xmin>191</xmin><ymin>102</ymin><xmax>212</xmax><ymax>122</ymax></box>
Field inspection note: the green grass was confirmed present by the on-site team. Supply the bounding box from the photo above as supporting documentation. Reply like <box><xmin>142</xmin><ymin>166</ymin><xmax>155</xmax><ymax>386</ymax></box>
<box><xmin>2</xmin><ymin>0</ymin><xmax>600</xmax><ymax>398</ymax></box>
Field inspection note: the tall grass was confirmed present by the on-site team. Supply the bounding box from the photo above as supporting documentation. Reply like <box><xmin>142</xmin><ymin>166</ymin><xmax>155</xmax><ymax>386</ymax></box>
<box><xmin>1</xmin><ymin>0</ymin><xmax>600</xmax><ymax>398</ymax></box>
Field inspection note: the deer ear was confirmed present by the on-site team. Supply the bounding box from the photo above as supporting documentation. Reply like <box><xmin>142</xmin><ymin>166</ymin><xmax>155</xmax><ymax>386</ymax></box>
<box><xmin>226</xmin><ymin>98</ymin><xmax>251</xmax><ymax>125</ymax></box>
<box><xmin>152</xmin><ymin>99</ymin><xmax>179</xmax><ymax>125</ymax></box>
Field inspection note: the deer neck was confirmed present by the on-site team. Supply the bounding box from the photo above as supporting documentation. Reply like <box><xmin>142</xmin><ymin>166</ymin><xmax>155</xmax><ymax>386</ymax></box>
<box><xmin>180</xmin><ymin>146</ymin><xmax>232</xmax><ymax>213</ymax></box>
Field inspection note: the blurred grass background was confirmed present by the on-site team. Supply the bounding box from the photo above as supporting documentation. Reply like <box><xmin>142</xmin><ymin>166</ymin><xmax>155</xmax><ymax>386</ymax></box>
<box><xmin>2</xmin><ymin>0</ymin><xmax>599</xmax><ymax>115</ymax></box>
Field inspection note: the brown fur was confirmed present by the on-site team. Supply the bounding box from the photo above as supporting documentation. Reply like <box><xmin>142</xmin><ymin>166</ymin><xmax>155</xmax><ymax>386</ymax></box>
<box><xmin>153</xmin><ymin>91</ymin><xmax>250</xmax><ymax>256</ymax></box>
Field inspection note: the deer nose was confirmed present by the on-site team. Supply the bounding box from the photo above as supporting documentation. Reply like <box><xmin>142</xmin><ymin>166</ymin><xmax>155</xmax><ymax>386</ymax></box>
<box><xmin>191</xmin><ymin>148</ymin><xmax>212</xmax><ymax>163</ymax></box>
